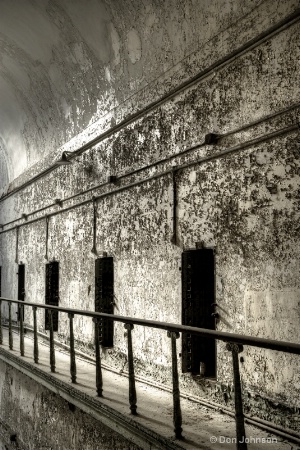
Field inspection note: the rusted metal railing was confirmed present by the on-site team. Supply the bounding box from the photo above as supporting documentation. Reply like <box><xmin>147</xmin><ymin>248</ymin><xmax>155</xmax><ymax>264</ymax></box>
<box><xmin>124</xmin><ymin>323</ymin><xmax>137</xmax><ymax>415</ymax></box>
<box><xmin>93</xmin><ymin>317</ymin><xmax>103</xmax><ymax>397</ymax></box>
<box><xmin>32</xmin><ymin>306</ymin><xmax>38</xmax><ymax>363</ymax></box>
<box><xmin>227</xmin><ymin>342</ymin><xmax>247</xmax><ymax>449</ymax></box>
<box><xmin>68</xmin><ymin>312</ymin><xmax>76</xmax><ymax>383</ymax></box>
<box><xmin>168</xmin><ymin>330</ymin><xmax>182</xmax><ymax>438</ymax></box>
<box><xmin>0</xmin><ymin>297</ymin><xmax>300</xmax><ymax>450</ymax></box>
<box><xmin>8</xmin><ymin>302</ymin><xmax>13</xmax><ymax>350</ymax></box>
<box><xmin>19</xmin><ymin>304</ymin><xmax>24</xmax><ymax>357</ymax></box>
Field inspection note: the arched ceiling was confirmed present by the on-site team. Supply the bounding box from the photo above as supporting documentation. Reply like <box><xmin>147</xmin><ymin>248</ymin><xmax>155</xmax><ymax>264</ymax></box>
<box><xmin>0</xmin><ymin>0</ymin><xmax>119</xmax><ymax>192</ymax></box>
<box><xmin>0</xmin><ymin>0</ymin><xmax>262</xmax><ymax>194</ymax></box>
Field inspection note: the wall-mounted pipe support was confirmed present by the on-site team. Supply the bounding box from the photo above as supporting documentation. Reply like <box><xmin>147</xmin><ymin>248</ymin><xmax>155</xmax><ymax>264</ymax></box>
<box><xmin>45</xmin><ymin>216</ymin><xmax>49</xmax><ymax>260</ymax></box>
<box><xmin>171</xmin><ymin>168</ymin><xmax>178</xmax><ymax>245</ymax></box>
<box><xmin>91</xmin><ymin>198</ymin><xmax>98</xmax><ymax>255</ymax></box>
<box><xmin>15</xmin><ymin>226</ymin><xmax>19</xmax><ymax>263</ymax></box>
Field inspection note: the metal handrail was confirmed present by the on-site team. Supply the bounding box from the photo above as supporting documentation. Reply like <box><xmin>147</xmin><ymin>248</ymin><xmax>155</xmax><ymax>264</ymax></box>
<box><xmin>1</xmin><ymin>297</ymin><xmax>299</xmax><ymax>354</ymax></box>
<box><xmin>0</xmin><ymin>296</ymin><xmax>299</xmax><ymax>449</ymax></box>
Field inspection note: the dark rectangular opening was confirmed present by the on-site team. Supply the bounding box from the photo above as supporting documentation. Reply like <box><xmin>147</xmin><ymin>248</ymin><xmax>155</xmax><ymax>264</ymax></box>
<box><xmin>18</xmin><ymin>264</ymin><xmax>25</xmax><ymax>320</ymax></box>
<box><xmin>45</xmin><ymin>261</ymin><xmax>59</xmax><ymax>332</ymax></box>
<box><xmin>95</xmin><ymin>257</ymin><xmax>114</xmax><ymax>347</ymax></box>
<box><xmin>0</xmin><ymin>266</ymin><xmax>1</xmax><ymax>297</ymax></box>
<box><xmin>181</xmin><ymin>249</ymin><xmax>216</xmax><ymax>377</ymax></box>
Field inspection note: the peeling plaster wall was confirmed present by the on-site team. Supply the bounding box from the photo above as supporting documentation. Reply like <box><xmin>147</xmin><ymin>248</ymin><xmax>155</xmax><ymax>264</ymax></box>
<box><xmin>0</xmin><ymin>0</ymin><xmax>273</xmax><ymax>189</ymax></box>
<box><xmin>0</xmin><ymin>0</ymin><xmax>299</xmax><ymax>430</ymax></box>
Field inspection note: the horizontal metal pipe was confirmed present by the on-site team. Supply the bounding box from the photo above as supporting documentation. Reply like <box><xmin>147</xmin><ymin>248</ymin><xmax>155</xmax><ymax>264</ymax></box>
<box><xmin>2</xmin><ymin>99</ymin><xmax>300</xmax><ymax>234</ymax></box>
<box><xmin>0</xmin><ymin>122</ymin><xmax>298</xmax><ymax>235</ymax></box>
<box><xmin>220</xmin><ymin>101</ymin><xmax>300</xmax><ymax>137</ymax></box>
<box><xmin>1</xmin><ymin>297</ymin><xmax>300</xmax><ymax>355</ymax></box>
<box><xmin>2</xmin><ymin>100</ymin><xmax>300</xmax><ymax>232</ymax></box>
<box><xmin>178</xmin><ymin>123</ymin><xmax>299</xmax><ymax>173</ymax></box>
<box><xmin>1</xmin><ymin>8</ymin><xmax>299</xmax><ymax>204</ymax></box>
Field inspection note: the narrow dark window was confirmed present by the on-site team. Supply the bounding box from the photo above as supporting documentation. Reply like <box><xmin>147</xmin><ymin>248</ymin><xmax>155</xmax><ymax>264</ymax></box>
<box><xmin>181</xmin><ymin>249</ymin><xmax>216</xmax><ymax>377</ymax></box>
<box><xmin>18</xmin><ymin>264</ymin><xmax>25</xmax><ymax>320</ymax></box>
<box><xmin>0</xmin><ymin>266</ymin><xmax>2</xmax><ymax>297</ymax></box>
<box><xmin>95</xmin><ymin>257</ymin><xmax>114</xmax><ymax>347</ymax></box>
<box><xmin>45</xmin><ymin>261</ymin><xmax>59</xmax><ymax>332</ymax></box>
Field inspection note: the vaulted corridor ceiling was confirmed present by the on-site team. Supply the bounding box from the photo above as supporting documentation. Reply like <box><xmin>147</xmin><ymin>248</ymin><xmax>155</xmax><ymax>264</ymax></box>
<box><xmin>0</xmin><ymin>0</ymin><xmax>127</xmax><ymax>188</ymax></box>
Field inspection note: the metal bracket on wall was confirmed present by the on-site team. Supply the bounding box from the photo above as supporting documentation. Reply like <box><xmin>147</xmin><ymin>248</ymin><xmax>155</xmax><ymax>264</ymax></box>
<box><xmin>91</xmin><ymin>197</ymin><xmax>98</xmax><ymax>255</ymax></box>
<box><xmin>171</xmin><ymin>168</ymin><xmax>178</xmax><ymax>245</ymax></box>
<box><xmin>107</xmin><ymin>175</ymin><xmax>117</xmax><ymax>183</ymax></box>
<box><xmin>204</xmin><ymin>133</ymin><xmax>220</xmax><ymax>145</ymax></box>
<box><xmin>15</xmin><ymin>226</ymin><xmax>19</xmax><ymax>263</ymax></box>
<box><xmin>45</xmin><ymin>215</ymin><xmax>49</xmax><ymax>260</ymax></box>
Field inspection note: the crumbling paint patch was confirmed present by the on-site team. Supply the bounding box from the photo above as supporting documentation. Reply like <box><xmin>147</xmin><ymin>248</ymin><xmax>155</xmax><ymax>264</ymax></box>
<box><xmin>127</xmin><ymin>29</ymin><xmax>142</xmax><ymax>64</ymax></box>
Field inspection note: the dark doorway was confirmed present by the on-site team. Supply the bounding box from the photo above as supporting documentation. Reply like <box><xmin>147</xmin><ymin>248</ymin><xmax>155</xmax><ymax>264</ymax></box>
<box><xmin>45</xmin><ymin>261</ymin><xmax>59</xmax><ymax>331</ymax></box>
<box><xmin>181</xmin><ymin>249</ymin><xmax>216</xmax><ymax>377</ymax></box>
<box><xmin>17</xmin><ymin>264</ymin><xmax>25</xmax><ymax>320</ymax></box>
<box><xmin>95</xmin><ymin>257</ymin><xmax>114</xmax><ymax>347</ymax></box>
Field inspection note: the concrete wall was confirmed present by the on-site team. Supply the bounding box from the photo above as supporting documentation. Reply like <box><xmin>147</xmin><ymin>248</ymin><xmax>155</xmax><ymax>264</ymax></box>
<box><xmin>0</xmin><ymin>0</ymin><xmax>299</xmax><ymax>428</ymax></box>
<box><xmin>0</xmin><ymin>360</ymin><xmax>141</xmax><ymax>450</ymax></box>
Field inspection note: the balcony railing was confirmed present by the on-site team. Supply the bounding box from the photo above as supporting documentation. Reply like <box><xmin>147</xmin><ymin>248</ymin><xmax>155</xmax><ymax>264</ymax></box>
<box><xmin>0</xmin><ymin>297</ymin><xmax>299</xmax><ymax>450</ymax></box>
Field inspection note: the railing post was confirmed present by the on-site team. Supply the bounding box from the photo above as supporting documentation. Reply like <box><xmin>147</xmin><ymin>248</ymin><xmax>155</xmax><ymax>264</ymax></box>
<box><xmin>8</xmin><ymin>302</ymin><xmax>13</xmax><ymax>350</ymax></box>
<box><xmin>49</xmin><ymin>310</ymin><xmax>56</xmax><ymax>373</ymax></box>
<box><xmin>226</xmin><ymin>342</ymin><xmax>247</xmax><ymax>450</ymax></box>
<box><xmin>93</xmin><ymin>317</ymin><xmax>103</xmax><ymax>397</ymax></box>
<box><xmin>32</xmin><ymin>306</ymin><xmax>39</xmax><ymax>363</ymax></box>
<box><xmin>124</xmin><ymin>323</ymin><xmax>137</xmax><ymax>415</ymax></box>
<box><xmin>68</xmin><ymin>313</ymin><xmax>76</xmax><ymax>383</ymax></box>
<box><xmin>0</xmin><ymin>299</ymin><xmax>2</xmax><ymax>345</ymax></box>
<box><xmin>19</xmin><ymin>303</ymin><xmax>24</xmax><ymax>356</ymax></box>
<box><xmin>167</xmin><ymin>331</ymin><xmax>183</xmax><ymax>439</ymax></box>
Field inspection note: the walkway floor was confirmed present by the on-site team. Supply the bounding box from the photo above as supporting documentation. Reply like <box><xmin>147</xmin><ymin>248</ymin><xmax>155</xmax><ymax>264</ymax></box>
<box><xmin>0</xmin><ymin>328</ymin><xmax>299</xmax><ymax>450</ymax></box>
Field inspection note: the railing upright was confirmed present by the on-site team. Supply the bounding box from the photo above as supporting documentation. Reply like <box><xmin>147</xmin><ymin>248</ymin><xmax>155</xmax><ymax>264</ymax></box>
<box><xmin>168</xmin><ymin>331</ymin><xmax>183</xmax><ymax>439</ymax></box>
<box><xmin>124</xmin><ymin>323</ymin><xmax>137</xmax><ymax>415</ymax></box>
<box><xmin>1</xmin><ymin>297</ymin><xmax>300</xmax><ymax>449</ymax></box>
<box><xmin>49</xmin><ymin>310</ymin><xmax>56</xmax><ymax>373</ymax></box>
<box><xmin>93</xmin><ymin>317</ymin><xmax>103</xmax><ymax>397</ymax></box>
<box><xmin>227</xmin><ymin>342</ymin><xmax>247</xmax><ymax>450</ymax></box>
<box><xmin>0</xmin><ymin>299</ymin><xmax>2</xmax><ymax>345</ymax></box>
<box><xmin>8</xmin><ymin>302</ymin><xmax>13</xmax><ymax>350</ymax></box>
<box><xmin>19</xmin><ymin>304</ymin><xmax>24</xmax><ymax>356</ymax></box>
<box><xmin>68</xmin><ymin>313</ymin><xmax>76</xmax><ymax>383</ymax></box>
<box><xmin>32</xmin><ymin>306</ymin><xmax>39</xmax><ymax>363</ymax></box>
